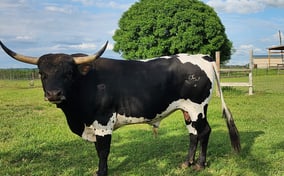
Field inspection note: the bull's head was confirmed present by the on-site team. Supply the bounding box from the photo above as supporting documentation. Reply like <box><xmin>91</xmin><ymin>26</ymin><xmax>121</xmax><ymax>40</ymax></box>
<box><xmin>0</xmin><ymin>41</ymin><xmax>108</xmax><ymax>104</ymax></box>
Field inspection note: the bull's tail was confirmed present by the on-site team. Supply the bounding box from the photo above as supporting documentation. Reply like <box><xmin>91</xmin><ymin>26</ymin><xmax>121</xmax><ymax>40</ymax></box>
<box><xmin>212</xmin><ymin>62</ymin><xmax>241</xmax><ymax>152</ymax></box>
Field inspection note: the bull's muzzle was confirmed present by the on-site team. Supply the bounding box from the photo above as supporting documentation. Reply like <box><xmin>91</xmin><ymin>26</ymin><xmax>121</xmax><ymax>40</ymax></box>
<box><xmin>45</xmin><ymin>90</ymin><xmax>66</xmax><ymax>104</ymax></box>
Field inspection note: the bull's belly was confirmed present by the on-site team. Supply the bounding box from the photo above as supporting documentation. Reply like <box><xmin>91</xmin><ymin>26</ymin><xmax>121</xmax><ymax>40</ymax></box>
<box><xmin>81</xmin><ymin>113</ymin><xmax>163</xmax><ymax>142</ymax></box>
<box><xmin>81</xmin><ymin>98</ymin><xmax>210</xmax><ymax>142</ymax></box>
<box><xmin>113</xmin><ymin>99</ymin><xmax>189</xmax><ymax>130</ymax></box>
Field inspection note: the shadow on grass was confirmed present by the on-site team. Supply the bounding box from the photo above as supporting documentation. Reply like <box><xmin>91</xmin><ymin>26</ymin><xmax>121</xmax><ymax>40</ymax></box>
<box><xmin>0</xmin><ymin>139</ymin><xmax>97</xmax><ymax>175</ymax></box>
<box><xmin>237</xmin><ymin>131</ymin><xmax>267</xmax><ymax>175</ymax></box>
<box><xmin>222</xmin><ymin>86</ymin><xmax>248</xmax><ymax>96</ymax></box>
<box><xmin>1</xmin><ymin>129</ymin><xmax>266</xmax><ymax>176</ymax></box>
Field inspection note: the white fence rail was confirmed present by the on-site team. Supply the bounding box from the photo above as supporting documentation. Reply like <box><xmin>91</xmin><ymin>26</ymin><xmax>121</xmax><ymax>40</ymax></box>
<box><xmin>216</xmin><ymin>51</ymin><xmax>253</xmax><ymax>95</ymax></box>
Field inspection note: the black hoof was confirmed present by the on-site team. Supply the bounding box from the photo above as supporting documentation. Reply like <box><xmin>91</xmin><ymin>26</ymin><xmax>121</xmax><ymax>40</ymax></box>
<box><xmin>94</xmin><ymin>171</ymin><xmax>108</xmax><ymax>176</ymax></box>
<box><xmin>192</xmin><ymin>163</ymin><xmax>205</xmax><ymax>171</ymax></box>
<box><xmin>180</xmin><ymin>160</ymin><xmax>195</xmax><ymax>169</ymax></box>
<box><xmin>180</xmin><ymin>161</ymin><xmax>189</xmax><ymax>169</ymax></box>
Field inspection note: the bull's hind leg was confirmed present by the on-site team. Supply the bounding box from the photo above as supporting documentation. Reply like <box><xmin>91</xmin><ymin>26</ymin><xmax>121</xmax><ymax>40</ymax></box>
<box><xmin>195</xmin><ymin>104</ymin><xmax>211</xmax><ymax>169</ymax></box>
<box><xmin>194</xmin><ymin>118</ymin><xmax>211</xmax><ymax>170</ymax></box>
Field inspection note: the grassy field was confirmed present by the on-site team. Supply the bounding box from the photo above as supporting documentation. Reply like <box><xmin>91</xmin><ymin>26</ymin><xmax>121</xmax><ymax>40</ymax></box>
<box><xmin>0</xmin><ymin>71</ymin><xmax>283</xmax><ymax>176</ymax></box>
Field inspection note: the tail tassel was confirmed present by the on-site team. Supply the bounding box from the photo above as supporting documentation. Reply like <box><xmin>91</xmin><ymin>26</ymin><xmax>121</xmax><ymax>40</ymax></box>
<box><xmin>223</xmin><ymin>108</ymin><xmax>241</xmax><ymax>152</ymax></box>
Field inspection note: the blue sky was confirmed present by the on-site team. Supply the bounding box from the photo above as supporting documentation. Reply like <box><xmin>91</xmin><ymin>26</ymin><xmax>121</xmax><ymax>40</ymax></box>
<box><xmin>0</xmin><ymin>0</ymin><xmax>284</xmax><ymax>68</ymax></box>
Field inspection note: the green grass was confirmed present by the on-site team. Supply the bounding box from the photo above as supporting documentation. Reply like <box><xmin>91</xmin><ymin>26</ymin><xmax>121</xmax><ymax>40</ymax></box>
<box><xmin>0</xmin><ymin>73</ymin><xmax>283</xmax><ymax>176</ymax></box>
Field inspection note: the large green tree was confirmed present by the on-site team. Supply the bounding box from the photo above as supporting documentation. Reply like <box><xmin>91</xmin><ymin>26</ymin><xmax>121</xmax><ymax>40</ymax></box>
<box><xmin>113</xmin><ymin>0</ymin><xmax>232</xmax><ymax>62</ymax></box>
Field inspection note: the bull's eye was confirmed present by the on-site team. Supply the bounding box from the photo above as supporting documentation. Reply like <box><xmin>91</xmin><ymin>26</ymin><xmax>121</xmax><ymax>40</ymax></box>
<box><xmin>39</xmin><ymin>72</ymin><xmax>48</xmax><ymax>80</ymax></box>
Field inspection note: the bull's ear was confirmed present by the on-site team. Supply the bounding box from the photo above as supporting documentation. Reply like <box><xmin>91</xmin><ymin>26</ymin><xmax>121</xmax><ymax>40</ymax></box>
<box><xmin>78</xmin><ymin>63</ymin><xmax>93</xmax><ymax>75</ymax></box>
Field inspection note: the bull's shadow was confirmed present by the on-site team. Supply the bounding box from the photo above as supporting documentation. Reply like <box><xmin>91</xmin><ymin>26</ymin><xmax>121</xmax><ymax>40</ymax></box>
<box><xmin>109</xmin><ymin>128</ymin><xmax>265</xmax><ymax>175</ymax></box>
<box><xmin>1</xmin><ymin>128</ymin><xmax>265</xmax><ymax>176</ymax></box>
<box><xmin>1</xmin><ymin>139</ymin><xmax>97</xmax><ymax>175</ymax></box>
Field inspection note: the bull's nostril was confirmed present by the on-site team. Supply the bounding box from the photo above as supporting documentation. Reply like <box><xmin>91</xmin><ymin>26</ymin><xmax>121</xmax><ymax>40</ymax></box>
<box><xmin>46</xmin><ymin>90</ymin><xmax>62</xmax><ymax>99</ymax></box>
<box><xmin>46</xmin><ymin>90</ymin><xmax>52</xmax><ymax>97</ymax></box>
<box><xmin>54</xmin><ymin>90</ymin><xmax>62</xmax><ymax>96</ymax></box>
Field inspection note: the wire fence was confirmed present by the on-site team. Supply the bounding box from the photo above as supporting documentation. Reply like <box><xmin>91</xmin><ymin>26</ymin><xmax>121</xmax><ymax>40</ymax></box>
<box><xmin>0</xmin><ymin>69</ymin><xmax>39</xmax><ymax>80</ymax></box>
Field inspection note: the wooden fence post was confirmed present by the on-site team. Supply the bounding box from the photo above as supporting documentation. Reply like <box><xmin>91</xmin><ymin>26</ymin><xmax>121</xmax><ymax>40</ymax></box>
<box><xmin>249</xmin><ymin>50</ymin><xmax>253</xmax><ymax>95</ymax></box>
<box><xmin>215</xmin><ymin>50</ymin><xmax>253</xmax><ymax>95</ymax></box>
<box><xmin>215</xmin><ymin>51</ymin><xmax>220</xmax><ymax>96</ymax></box>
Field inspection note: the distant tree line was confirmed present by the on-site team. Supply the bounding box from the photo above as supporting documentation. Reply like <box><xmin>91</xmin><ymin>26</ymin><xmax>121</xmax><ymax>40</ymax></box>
<box><xmin>0</xmin><ymin>68</ymin><xmax>39</xmax><ymax>80</ymax></box>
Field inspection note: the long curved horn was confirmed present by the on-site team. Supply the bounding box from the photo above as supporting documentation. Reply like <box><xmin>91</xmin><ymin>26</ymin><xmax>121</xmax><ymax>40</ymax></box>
<box><xmin>73</xmin><ymin>41</ymin><xmax>108</xmax><ymax>65</ymax></box>
<box><xmin>0</xmin><ymin>41</ymin><xmax>39</xmax><ymax>65</ymax></box>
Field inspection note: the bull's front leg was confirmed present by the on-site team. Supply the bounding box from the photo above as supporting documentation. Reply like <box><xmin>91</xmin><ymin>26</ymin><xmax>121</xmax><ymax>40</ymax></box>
<box><xmin>94</xmin><ymin>135</ymin><xmax>111</xmax><ymax>176</ymax></box>
<box><xmin>181</xmin><ymin>132</ymin><xmax>198</xmax><ymax>168</ymax></box>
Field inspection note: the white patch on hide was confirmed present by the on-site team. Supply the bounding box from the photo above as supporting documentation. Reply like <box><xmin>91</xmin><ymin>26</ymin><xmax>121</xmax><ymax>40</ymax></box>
<box><xmin>177</xmin><ymin>54</ymin><xmax>214</xmax><ymax>83</ymax></box>
<box><xmin>158</xmin><ymin>98</ymin><xmax>210</xmax><ymax>122</ymax></box>
<box><xmin>152</xmin><ymin>121</ymin><xmax>161</xmax><ymax>128</ymax></box>
<box><xmin>82</xmin><ymin>124</ymin><xmax>97</xmax><ymax>142</ymax></box>
<box><xmin>187</xmin><ymin>124</ymin><xmax>197</xmax><ymax>135</ymax></box>
<box><xmin>82</xmin><ymin>115</ymin><xmax>116</xmax><ymax>141</ymax></box>
<box><xmin>92</xmin><ymin>115</ymin><xmax>116</xmax><ymax>136</ymax></box>
<box><xmin>114</xmin><ymin>114</ymin><xmax>149</xmax><ymax>129</ymax></box>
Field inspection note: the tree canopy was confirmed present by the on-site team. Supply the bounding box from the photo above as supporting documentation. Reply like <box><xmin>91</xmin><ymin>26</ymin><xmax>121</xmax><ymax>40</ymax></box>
<box><xmin>113</xmin><ymin>0</ymin><xmax>233</xmax><ymax>63</ymax></box>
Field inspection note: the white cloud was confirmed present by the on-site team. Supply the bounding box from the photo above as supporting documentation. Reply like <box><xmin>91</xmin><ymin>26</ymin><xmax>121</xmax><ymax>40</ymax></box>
<box><xmin>228</xmin><ymin>44</ymin><xmax>264</xmax><ymax>65</ymax></box>
<box><xmin>206</xmin><ymin>0</ymin><xmax>265</xmax><ymax>14</ymax></box>
<box><xmin>15</xmin><ymin>35</ymin><xmax>33</xmax><ymax>41</ymax></box>
<box><xmin>72</xmin><ymin>0</ymin><xmax>94</xmax><ymax>6</ymax></box>
<box><xmin>206</xmin><ymin>0</ymin><xmax>284</xmax><ymax>14</ymax></box>
<box><xmin>44</xmin><ymin>5</ymin><xmax>74</xmax><ymax>14</ymax></box>
<box><xmin>69</xmin><ymin>42</ymin><xmax>113</xmax><ymax>51</ymax></box>
<box><xmin>40</xmin><ymin>42</ymin><xmax>113</xmax><ymax>54</ymax></box>
<box><xmin>263</xmin><ymin>0</ymin><xmax>284</xmax><ymax>7</ymax></box>
<box><xmin>234</xmin><ymin>44</ymin><xmax>263</xmax><ymax>57</ymax></box>
<box><xmin>98</xmin><ymin>1</ymin><xmax>132</xmax><ymax>10</ymax></box>
<box><xmin>72</xmin><ymin>0</ymin><xmax>132</xmax><ymax>10</ymax></box>
<box><xmin>70</xmin><ymin>43</ymin><xmax>97</xmax><ymax>50</ymax></box>
<box><xmin>235</xmin><ymin>44</ymin><xmax>254</xmax><ymax>56</ymax></box>
<box><xmin>0</xmin><ymin>0</ymin><xmax>26</xmax><ymax>8</ymax></box>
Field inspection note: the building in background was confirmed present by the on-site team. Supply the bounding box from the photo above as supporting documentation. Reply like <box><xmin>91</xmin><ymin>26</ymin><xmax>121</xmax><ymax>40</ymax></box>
<box><xmin>253</xmin><ymin>45</ymin><xmax>284</xmax><ymax>68</ymax></box>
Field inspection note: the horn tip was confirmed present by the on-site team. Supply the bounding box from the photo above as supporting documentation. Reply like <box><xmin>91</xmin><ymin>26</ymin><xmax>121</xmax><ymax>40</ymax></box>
<box><xmin>0</xmin><ymin>40</ymin><xmax>5</xmax><ymax>48</ymax></box>
<box><xmin>98</xmin><ymin>41</ymin><xmax>108</xmax><ymax>55</ymax></box>
<box><xmin>0</xmin><ymin>40</ymin><xmax>15</xmax><ymax>57</ymax></box>
<box><xmin>103</xmin><ymin>41</ymin><xmax>108</xmax><ymax>49</ymax></box>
